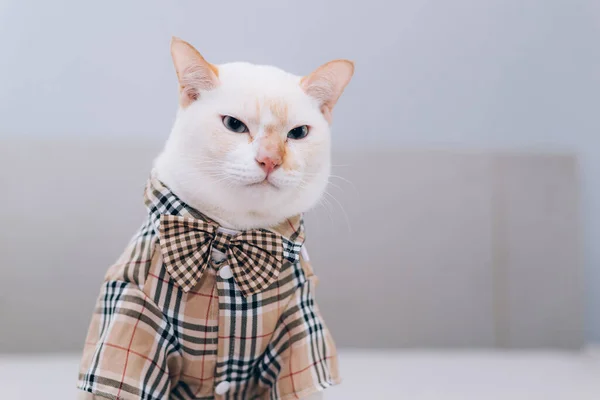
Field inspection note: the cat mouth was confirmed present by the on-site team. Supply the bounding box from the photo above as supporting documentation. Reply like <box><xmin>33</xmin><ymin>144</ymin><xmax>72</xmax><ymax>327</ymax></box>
<box><xmin>248</xmin><ymin>179</ymin><xmax>279</xmax><ymax>189</ymax></box>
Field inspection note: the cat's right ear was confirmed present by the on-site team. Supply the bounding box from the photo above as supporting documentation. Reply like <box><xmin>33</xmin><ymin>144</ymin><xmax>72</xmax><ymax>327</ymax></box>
<box><xmin>170</xmin><ymin>37</ymin><xmax>220</xmax><ymax>107</ymax></box>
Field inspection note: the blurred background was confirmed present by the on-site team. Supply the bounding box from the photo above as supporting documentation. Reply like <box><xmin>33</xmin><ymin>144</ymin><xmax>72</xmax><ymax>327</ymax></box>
<box><xmin>1</xmin><ymin>0</ymin><xmax>599</xmax><ymax>399</ymax></box>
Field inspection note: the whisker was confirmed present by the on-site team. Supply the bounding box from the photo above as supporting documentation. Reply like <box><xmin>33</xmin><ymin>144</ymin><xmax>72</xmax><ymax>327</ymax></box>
<box><xmin>326</xmin><ymin>180</ymin><xmax>343</xmax><ymax>191</ymax></box>
<box><xmin>328</xmin><ymin>174</ymin><xmax>357</xmax><ymax>192</ymax></box>
<box><xmin>323</xmin><ymin>190</ymin><xmax>351</xmax><ymax>232</ymax></box>
<box><xmin>315</xmin><ymin>196</ymin><xmax>335</xmax><ymax>226</ymax></box>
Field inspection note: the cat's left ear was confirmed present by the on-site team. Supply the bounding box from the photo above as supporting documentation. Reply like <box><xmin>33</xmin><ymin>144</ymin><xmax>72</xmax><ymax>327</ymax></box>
<box><xmin>301</xmin><ymin>59</ymin><xmax>354</xmax><ymax>122</ymax></box>
<box><xmin>171</xmin><ymin>37</ymin><xmax>220</xmax><ymax>107</ymax></box>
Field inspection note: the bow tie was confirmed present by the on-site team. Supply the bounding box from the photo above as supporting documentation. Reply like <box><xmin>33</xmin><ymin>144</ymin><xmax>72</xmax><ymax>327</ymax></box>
<box><xmin>158</xmin><ymin>214</ymin><xmax>298</xmax><ymax>297</ymax></box>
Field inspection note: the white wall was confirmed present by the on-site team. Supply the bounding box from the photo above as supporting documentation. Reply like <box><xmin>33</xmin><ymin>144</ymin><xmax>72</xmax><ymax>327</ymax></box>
<box><xmin>1</xmin><ymin>0</ymin><xmax>599</xmax><ymax>341</ymax></box>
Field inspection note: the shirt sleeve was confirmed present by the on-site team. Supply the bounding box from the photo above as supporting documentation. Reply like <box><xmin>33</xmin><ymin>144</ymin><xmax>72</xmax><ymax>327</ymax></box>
<box><xmin>77</xmin><ymin>281</ymin><xmax>182</xmax><ymax>400</ymax></box>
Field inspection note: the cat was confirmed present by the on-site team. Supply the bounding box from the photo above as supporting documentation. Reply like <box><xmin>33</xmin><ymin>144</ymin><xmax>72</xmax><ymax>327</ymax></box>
<box><xmin>77</xmin><ymin>37</ymin><xmax>353</xmax><ymax>400</ymax></box>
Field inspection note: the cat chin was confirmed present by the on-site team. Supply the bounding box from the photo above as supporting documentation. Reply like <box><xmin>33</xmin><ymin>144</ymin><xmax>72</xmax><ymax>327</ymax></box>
<box><xmin>191</xmin><ymin>183</ymin><xmax>324</xmax><ymax>230</ymax></box>
<box><xmin>154</xmin><ymin>158</ymin><xmax>326</xmax><ymax>230</ymax></box>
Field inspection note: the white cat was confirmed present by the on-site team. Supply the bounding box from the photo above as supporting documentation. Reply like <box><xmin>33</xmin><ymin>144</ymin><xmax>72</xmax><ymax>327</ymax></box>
<box><xmin>77</xmin><ymin>37</ymin><xmax>353</xmax><ymax>400</ymax></box>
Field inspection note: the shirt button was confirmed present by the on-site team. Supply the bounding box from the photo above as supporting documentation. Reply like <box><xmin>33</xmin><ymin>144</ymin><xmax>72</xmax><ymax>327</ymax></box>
<box><xmin>219</xmin><ymin>265</ymin><xmax>233</xmax><ymax>280</ymax></box>
<box><xmin>215</xmin><ymin>380</ymin><xmax>231</xmax><ymax>395</ymax></box>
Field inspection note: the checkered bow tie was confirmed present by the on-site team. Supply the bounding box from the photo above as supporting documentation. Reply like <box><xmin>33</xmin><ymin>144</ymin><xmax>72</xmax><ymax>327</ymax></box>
<box><xmin>158</xmin><ymin>214</ymin><xmax>291</xmax><ymax>297</ymax></box>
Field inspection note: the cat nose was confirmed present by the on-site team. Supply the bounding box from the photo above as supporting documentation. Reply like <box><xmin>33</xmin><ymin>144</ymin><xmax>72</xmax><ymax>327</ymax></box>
<box><xmin>255</xmin><ymin>154</ymin><xmax>282</xmax><ymax>175</ymax></box>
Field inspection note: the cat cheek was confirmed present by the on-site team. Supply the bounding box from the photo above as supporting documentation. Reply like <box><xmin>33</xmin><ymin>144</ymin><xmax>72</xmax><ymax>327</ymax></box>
<box><xmin>281</xmin><ymin>151</ymin><xmax>301</xmax><ymax>172</ymax></box>
<box><xmin>208</xmin><ymin>129</ymin><xmax>241</xmax><ymax>158</ymax></box>
<box><xmin>297</xmin><ymin>140</ymin><xmax>327</xmax><ymax>170</ymax></box>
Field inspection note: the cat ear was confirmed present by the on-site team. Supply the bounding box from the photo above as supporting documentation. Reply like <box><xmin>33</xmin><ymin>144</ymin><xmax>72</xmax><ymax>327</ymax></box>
<box><xmin>301</xmin><ymin>59</ymin><xmax>354</xmax><ymax>122</ymax></box>
<box><xmin>170</xmin><ymin>37</ymin><xmax>220</xmax><ymax>107</ymax></box>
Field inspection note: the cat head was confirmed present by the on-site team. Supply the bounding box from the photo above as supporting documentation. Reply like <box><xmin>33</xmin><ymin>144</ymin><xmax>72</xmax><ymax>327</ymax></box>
<box><xmin>154</xmin><ymin>37</ymin><xmax>354</xmax><ymax>230</ymax></box>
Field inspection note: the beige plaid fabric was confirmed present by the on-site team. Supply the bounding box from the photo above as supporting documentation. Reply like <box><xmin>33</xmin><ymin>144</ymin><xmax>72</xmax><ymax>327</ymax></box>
<box><xmin>77</xmin><ymin>176</ymin><xmax>340</xmax><ymax>399</ymax></box>
<box><xmin>158</xmin><ymin>215</ymin><xmax>287</xmax><ymax>296</ymax></box>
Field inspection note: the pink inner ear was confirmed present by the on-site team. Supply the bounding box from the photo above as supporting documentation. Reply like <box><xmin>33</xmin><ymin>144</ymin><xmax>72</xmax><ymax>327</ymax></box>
<box><xmin>301</xmin><ymin>60</ymin><xmax>354</xmax><ymax>121</ymax></box>
<box><xmin>302</xmin><ymin>79</ymin><xmax>336</xmax><ymax>124</ymax></box>
<box><xmin>171</xmin><ymin>38</ymin><xmax>220</xmax><ymax>108</ymax></box>
<box><xmin>321</xmin><ymin>105</ymin><xmax>333</xmax><ymax>124</ymax></box>
<box><xmin>302</xmin><ymin>74</ymin><xmax>333</xmax><ymax>106</ymax></box>
<box><xmin>181</xmin><ymin>86</ymin><xmax>199</xmax><ymax>107</ymax></box>
<box><xmin>177</xmin><ymin>64</ymin><xmax>219</xmax><ymax>107</ymax></box>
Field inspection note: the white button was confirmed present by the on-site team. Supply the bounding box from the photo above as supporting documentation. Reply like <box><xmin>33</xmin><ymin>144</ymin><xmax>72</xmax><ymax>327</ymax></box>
<box><xmin>219</xmin><ymin>265</ymin><xmax>233</xmax><ymax>279</ymax></box>
<box><xmin>211</xmin><ymin>249</ymin><xmax>227</xmax><ymax>263</ymax></box>
<box><xmin>215</xmin><ymin>380</ymin><xmax>231</xmax><ymax>395</ymax></box>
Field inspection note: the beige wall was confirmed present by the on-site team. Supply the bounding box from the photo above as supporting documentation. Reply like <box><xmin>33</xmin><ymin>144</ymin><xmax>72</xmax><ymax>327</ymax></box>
<box><xmin>0</xmin><ymin>139</ymin><xmax>583</xmax><ymax>352</ymax></box>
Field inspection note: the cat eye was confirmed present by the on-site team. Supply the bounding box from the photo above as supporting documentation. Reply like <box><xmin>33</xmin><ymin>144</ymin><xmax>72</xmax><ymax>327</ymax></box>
<box><xmin>222</xmin><ymin>116</ymin><xmax>248</xmax><ymax>133</ymax></box>
<box><xmin>287</xmin><ymin>125</ymin><xmax>309</xmax><ymax>140</ymax></box>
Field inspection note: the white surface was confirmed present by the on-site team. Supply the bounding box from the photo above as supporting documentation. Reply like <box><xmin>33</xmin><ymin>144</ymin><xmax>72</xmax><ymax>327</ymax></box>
<box><xmin>1</xmin><ymin>349</ymin><xmax>600</xmax><ymax>399</ymax></box>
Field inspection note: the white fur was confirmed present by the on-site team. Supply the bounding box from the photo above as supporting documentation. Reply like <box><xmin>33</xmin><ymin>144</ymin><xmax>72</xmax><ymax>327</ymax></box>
<box><xmin>154</xmin><ymin>62</ymin><xmax>333</xmax><ymax>230</ymax></box>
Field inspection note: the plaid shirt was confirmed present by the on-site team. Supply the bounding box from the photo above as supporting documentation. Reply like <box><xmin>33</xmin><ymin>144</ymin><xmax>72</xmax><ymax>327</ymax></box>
<box><xmin>77</xmin><ymin>176</ymin><xmax>340</xmax><ymax>400</ymax></box>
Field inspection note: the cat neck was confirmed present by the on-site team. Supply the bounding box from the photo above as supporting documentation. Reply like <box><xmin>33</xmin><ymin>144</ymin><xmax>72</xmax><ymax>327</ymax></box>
<box><xmin>153</xmin><ymin>166</ymin><xmax>289</xmax><ymax>230</ymax></box>
<box><xmin>183</xmin><ymin>196</ymin><xmax>283</xmax><ymax>231</ymax></box>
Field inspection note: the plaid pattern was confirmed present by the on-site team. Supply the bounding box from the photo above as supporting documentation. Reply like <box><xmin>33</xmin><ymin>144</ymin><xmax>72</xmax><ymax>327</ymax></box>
<box><xmin>78</xmin><ymin>175</ymin><xmax>340</xmax><ymax>399</ymax></box>
<box><xmin>158</xmin><ymin>214</ymin><xmax>293</xmax><ymax>297</ymax></box>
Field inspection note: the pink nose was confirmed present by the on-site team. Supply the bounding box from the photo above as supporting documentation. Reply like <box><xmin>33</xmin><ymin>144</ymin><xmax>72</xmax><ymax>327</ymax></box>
<box><xmin>255</xmin><ymin>154</ymin><xmax>282</xmax><ymax>175</ymax></box>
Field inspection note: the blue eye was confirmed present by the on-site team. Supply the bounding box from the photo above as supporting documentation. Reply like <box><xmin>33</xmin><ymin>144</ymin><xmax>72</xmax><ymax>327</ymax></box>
<box><xmin>287</xmin><ymin>125</ymin><xmax>309</xmax><ymax>140</ymax></box>
<box><xmin>222</xmin><ymin>116</ymin><xmax>248</xmax><ymax>133</ymax></box>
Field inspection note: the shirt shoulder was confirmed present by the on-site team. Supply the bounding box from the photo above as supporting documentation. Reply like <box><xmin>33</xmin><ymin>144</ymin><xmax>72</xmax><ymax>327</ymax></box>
<box><xmin>104</xmin><ymin>219</ymin><xmax>159</xmax><ymax>292</ymax></box>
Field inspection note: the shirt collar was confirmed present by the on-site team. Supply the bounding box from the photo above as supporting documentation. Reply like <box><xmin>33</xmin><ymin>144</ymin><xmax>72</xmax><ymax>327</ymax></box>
<box><xmin>143</xmin><ymin>174</ymin><xmax>305</xmax><ymax>246</ymax></box>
